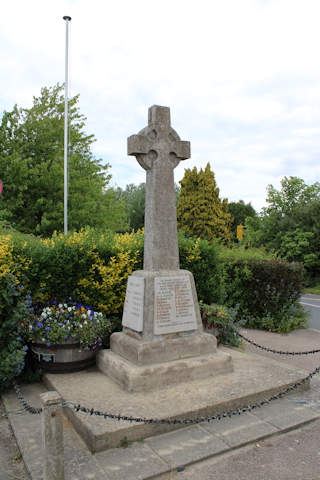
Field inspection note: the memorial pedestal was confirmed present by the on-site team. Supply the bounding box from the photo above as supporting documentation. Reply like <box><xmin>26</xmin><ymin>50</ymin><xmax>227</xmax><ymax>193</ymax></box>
<box><xmin>97</xmin><ymin>106</ymin><xmax>232</xmax><ymax>392</ymax></box>
<box><xmin>97</xmin><ymin>270</ymin><xmax>233</xmax><ymax>391</ymax></box>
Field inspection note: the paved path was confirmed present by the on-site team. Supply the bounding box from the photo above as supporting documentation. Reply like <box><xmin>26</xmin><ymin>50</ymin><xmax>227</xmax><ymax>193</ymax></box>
<box><xmin>1</xmin><ymin>327</ymin><xmax>320</xmax><ymax>480</ymax></box>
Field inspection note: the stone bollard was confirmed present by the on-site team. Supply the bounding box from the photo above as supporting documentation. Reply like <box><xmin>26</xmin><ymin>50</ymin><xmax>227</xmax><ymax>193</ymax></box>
<box><xmin>40</xmin><ymin>391</ymin><xmax>64</xmax><ymax>480</ymax></box>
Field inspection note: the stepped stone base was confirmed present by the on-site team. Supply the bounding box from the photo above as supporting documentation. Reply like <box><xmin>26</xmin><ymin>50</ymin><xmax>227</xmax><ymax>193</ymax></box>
<box><xmin>42</xmin><ymin>346</ymin><xmax>311</xmax><ymax>452</ymax></box>
<box><xmin>97</xmin><ymin>349</ymin><xmax>233</xmax><ymax>392</ymax></box>
<box><xmin>109</xmin><ymin>331</ymin><xmax>217</xmax><ymax>365</ymax></box>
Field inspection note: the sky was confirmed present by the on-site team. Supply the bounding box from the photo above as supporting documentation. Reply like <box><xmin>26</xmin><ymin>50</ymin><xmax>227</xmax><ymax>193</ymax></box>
<box><xmin>1</xmin><ymin>0</ymin><xmax>320</xmax><ymax>212</ymax></box>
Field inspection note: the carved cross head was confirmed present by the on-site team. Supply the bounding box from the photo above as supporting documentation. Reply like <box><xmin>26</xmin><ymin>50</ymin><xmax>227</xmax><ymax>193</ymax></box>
<box><xmin>127</xmin><ymin>105</ymin><xmax>190</xmax><ymax>171</ymax></box>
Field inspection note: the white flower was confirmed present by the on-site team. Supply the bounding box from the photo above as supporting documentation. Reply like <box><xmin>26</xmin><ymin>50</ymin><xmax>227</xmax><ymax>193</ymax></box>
<box><xmin>84</xmin><ymin>320</ymin><xmax>88</xmax><ymax>325</ymax></box>
<box><xmin>68</xmin><ymin>307</ymin><xmax>72</xmax><ymax>312</ymax></box>
<box><xmin>82</xmin><ymin>314</ymin><xmax>86</xmax><ymax>319</ymax></box>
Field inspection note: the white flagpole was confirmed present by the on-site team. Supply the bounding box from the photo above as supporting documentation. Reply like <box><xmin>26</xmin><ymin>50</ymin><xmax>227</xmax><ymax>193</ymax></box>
<box><xmin>63</xmin><ymin>15</ymin><xmax>71</xmax><ymax>235</ymax></box>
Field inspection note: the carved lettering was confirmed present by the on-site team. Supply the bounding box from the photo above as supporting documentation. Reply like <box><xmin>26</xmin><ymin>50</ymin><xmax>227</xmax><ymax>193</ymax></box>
<box><xmin>154</xmin><ymin>276</ymin><xmax>197</xmax><ymax>334</ymax></box>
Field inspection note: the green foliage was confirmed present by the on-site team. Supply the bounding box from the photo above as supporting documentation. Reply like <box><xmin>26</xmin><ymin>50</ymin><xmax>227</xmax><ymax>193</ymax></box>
<box><xmin>228</xmin><ymin>200</ymin><xmax>256</xmax><ymax>241</ymax></box>
<box><xmin>218</xmin><ymin>259</ymin><xmax>307</xmax><ymax>333</ymax></box>
<box><xmin>200</xmin><ymin>302</ymin><xmax>241</xmax><ymax>346</ymax></box>
<box><xmin>120</xmin><ymin>183</ymin><xmax>146</xmax><ymax>231</ymax></box>
<box><xmin>264</xmin><ymin>176</ymin><xmax>320</xmax><ymax>216</ymax></box>
<box><xmin>177</xmin><ymin>163</ymin><xmax>232</xmax><ymax>243</ymax></box>
<box><xmin>0</xmin><ymin>84</ymin><xmax>127</xmax><ymax>235</ymax></box>
<box><xmin>218</xmin><ymin>245</ymin><xmax>275</xmax><ymax>262</ymax></box>
<box><xmin>116</xmin><ymin>182</ymin><xmax>180</xmax><ymax>233</ymax></box>
<box><xmin>0</xmin><ymin>229</ymin><xmax>306</xmax><ymax>337</ymax></box>
<box><xmin>245</xmin><ymin>177</ymin><xmax>320</xmax><ymax>278</ymax></box>
<box><xmin>278</xmin><ymin>229</ymin><xmax>317</xmax><ymax>268</ymax></box>
<box><xmin>178</xmin><ymin>231</ymin><xmax>221</xmax><ymax>304</ymax></box>
<box><xmin>304</xmin><ymin>278</ymin><xmax>320</xmax><ymax>295</ymax></box>
<box><xmin>0</xmin><ymin>275</ymin><xmax>30</xmax><ymax>390</ymax></box>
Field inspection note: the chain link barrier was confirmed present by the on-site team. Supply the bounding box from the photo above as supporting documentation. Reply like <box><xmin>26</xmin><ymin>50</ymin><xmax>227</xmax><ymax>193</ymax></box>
<box><xmin>12</xmin><ymin>360</ymin><xmax>320</xmax><ymax>424</ymax></box>
<box><xmin>12</xmin><ymin>333</ymin><xmax>320</xmax><ymax>422</ymax></box>
<box><xmin>239</xmin><ymin>332</ymin><xmax>320</xmax><ymax>356</ymax></box>
<box><xmin>13</xmin><ymin>383</ymin><xmax>42</xmax><ymax>415</ymax></box>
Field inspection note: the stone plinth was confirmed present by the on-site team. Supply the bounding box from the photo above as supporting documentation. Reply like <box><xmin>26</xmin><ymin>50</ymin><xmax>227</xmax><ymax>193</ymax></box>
<box><xmin>97</xmin><ymin>270</ymin><xmax>232</xmax><ymax>391</ymax></box>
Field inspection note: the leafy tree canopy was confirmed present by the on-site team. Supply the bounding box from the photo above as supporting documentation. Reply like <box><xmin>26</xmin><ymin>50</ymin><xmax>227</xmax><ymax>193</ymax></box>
<box><xmin>244</xmin><ymin>176</ymin><xmax>320</xmax><ymax>276</ymax></box>
<box><xmin>116</xmin><ymin>182</ymin><xmax>181</xmax><ymax>232</ymax></box>
<box><xmin>0</xmin><ymin>84</ymin><xmax>127</xmax><ymax>235</ymax></box>
<box><xmin>264</xmin><ymin>176</ymin><xmax>320</xmax><ymax>216</ymax></box>
<box><xmin>177</xmin><ymin>163</ymin><xmax>232</xmax><ymax>243</ymax></box>
<box><xmin>228</xmin><ymin>200</ymin><xmax>256</xmax><ymax>240</ymax></box>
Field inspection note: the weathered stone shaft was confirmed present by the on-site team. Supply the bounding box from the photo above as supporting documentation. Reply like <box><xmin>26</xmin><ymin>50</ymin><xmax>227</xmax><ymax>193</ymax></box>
<box><xmin>128</xmin><ymin>105</ymin><xmax>190</xmax><ymax>271</ymax></box>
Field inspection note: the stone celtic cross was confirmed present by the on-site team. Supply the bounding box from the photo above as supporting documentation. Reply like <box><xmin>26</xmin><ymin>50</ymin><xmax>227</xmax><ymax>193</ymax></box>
<box><xmin>128</xmin><ymin>105</ymin><xmax>190</xmax><ymax>271</ymax></box>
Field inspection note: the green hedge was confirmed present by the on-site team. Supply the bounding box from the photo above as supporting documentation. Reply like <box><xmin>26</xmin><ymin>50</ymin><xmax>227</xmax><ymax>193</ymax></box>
<box><xmin>0</xmin><ymin>275</ymin><xmax>30</xmax><ymax>391</ymax></box>
<box><xmin>0</xmin><ymin>228</ymin><xmax>306</xmax><ymax>333</ymax></box>
<box><xmin>217</xmin><ymin>259</ymin><xmax>306</xmax><ymax>332</ymax></box>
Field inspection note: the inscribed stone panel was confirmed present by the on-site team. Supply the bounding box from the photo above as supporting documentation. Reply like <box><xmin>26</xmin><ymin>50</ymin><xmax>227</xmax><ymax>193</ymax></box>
<box><xmin>154</xmin><ymin>276</ymin><xmax>197</xmax><ymax>334</ymax></box>
<box><xmin>122</xmin><ymin>277</ymin><xmax>145</xmax><ymax>332</ymax></box>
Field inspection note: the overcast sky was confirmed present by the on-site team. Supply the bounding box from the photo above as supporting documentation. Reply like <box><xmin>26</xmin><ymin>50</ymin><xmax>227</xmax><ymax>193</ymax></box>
<box><xmin>1</xmin><ymin>0</ymin><xmax>320</xmax><ymax>212</ymax></box>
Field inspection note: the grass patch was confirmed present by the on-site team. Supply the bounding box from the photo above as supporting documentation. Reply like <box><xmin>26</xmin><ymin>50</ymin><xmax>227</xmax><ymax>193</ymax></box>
<box><xmin>304</xmin><ymin>278</ymin><xmax>320</xmax><ymax>295</ymax></box>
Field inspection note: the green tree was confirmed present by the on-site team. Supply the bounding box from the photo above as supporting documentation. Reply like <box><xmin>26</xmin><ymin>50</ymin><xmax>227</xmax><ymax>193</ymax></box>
<box><xmin>228</xmin><ymin>200</ymin><xmax>256</xmax><ymax>240</ymax></box>
<box><xmin>264</xmin><ymin>176</ymin><xmax>320</xmax><ymax>216</ymax></box>
<box><xmin>244</xmin><ymin>177</ymin><xmax>320</xmax><ymax>276</ymax></box>
<box><xmin>0</xmin><ymin>84</ymin><xmax>127</xmax><ymax>235</ymax></box>
<box><xmin>177</xmin><ymin>163</ymin><xmax>232</xmax><ymax>243</ymax></box>
<box><xmin>121</xmin><ymin>183</ymin><xmax>146</xmax><ymax>231</ymax></box>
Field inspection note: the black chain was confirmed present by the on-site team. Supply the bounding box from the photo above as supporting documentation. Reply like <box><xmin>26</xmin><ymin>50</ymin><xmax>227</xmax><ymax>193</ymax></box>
<box><xmin>62</xmin><ymin>363</ymin><xmax>320</xmax><ymax>424</ymax></box>
<box><xmin>12</xmin><ymin>361</ymin><xmax>320</xmax><ymax>423</ymax></box>
<box><xmin>13</xmin><ymin>333</ymin><xmax>320</xmax><ymax>422</ymax></box>
<box><xmin>239</xmin><ymin>332</ymin><xmax>320</xmax><ymax>356</ymax></box>
<box><xmin>13</xmin><ymin>383</ymin><xmax>42</xmax><ymax>415</ymax></box>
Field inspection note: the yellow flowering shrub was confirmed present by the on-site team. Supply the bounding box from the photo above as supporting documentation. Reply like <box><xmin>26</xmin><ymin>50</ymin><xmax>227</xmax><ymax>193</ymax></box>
<box><xmin>77</xmin><ymin>230</ymin><xmax>143</xmax><ymax>315</ymax></box>
<box><xmin>0</xmin><ymin>234</ymin><xmax>30</xmax><ymax>284</ymax></box>
<box><xmin>0</xmin><ymin>235</ymin><xmax>14</xmax><ymax>278</ymax></box>
<box><xmin>0</xmin><ymin>227</ymin><xmax>220</xmax><ymax>316</ymax></box>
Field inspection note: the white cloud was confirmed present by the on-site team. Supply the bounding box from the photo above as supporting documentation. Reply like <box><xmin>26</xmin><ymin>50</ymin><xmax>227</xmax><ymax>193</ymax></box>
<box><xmin>1</xmin><ymin>0</ymin><xmax>320</xmax><ymax>212</ymax></box>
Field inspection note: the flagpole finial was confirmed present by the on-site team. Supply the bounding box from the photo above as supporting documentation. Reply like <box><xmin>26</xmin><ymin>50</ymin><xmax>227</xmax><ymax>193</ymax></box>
<box><xmin>63</xmin><ymin>16</ymin><xmax>71</xmax><ymax>21</ymax></box>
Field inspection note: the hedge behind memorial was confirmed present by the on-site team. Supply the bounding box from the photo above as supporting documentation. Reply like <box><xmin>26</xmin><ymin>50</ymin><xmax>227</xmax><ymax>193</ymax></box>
<box><xmin>0</xmin><ymin>228</ymin><xmax>306</xmax><ymax>332</ymax></box>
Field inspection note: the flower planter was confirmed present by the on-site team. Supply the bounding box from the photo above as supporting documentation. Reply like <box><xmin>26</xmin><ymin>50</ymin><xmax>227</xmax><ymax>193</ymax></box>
<box><xmin>30</xmin><ymin>340</ymin><xmax>98</xmax><ymax>373</ymax></box>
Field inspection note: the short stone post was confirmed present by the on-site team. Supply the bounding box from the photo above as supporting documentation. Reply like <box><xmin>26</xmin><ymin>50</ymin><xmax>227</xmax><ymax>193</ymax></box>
<box><xmin>40</xmin><ymin>391</ymin><xmax>64</xmax><ymax>480</ymax></box>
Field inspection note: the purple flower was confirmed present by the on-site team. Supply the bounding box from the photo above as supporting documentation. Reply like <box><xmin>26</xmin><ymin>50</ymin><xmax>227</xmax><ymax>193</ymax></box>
<box><xmin>37</xmin><ymin>322</ymin><xmax>43</xmax><ymax>328</ymax></box>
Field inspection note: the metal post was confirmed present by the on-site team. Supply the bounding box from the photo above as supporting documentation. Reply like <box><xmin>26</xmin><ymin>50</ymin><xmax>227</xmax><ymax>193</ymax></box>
<box><xmin>63</xmin><ymin>15</ymin><xmax>71</xmax><ymax>235</ymax></box>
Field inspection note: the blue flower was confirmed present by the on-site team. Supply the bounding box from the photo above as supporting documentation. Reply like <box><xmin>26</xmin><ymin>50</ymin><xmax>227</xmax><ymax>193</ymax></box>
<box><xmin>37</xmin><ymin>322</ymin><xmax>43</xmax><ymax>328</ymax></box>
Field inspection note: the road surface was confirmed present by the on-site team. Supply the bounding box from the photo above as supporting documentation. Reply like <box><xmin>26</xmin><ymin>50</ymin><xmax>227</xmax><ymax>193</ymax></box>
<box><xmin>300</xmin><ymin>293</ymin><xmax>320</xmax><ymax>330</ymax></box>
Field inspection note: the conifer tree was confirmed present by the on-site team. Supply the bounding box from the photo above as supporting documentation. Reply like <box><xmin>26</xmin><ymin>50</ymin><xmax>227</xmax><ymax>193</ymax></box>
<box><xmin>177</xmin><ymin>163</ymin><xmax>232</xmax><ymax>243</ymax></box>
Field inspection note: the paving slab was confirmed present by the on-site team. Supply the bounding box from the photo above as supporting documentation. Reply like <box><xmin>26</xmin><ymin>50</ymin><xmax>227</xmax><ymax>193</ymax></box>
<box><xmin>250</xmin><ymin>397</ymin><xmax>320</xmax><ymax>430</ymax></box>
<box><xmin>95</xmin><ymin>442</ymin><xmax>169</xmax><ymax>480</ymax></box>
<box><xmin>200</xmin><ymin>411</ymin><xmax>278</xmax><ymax>447</ymax></box>
<box><xmin>145</xmin><ymin>425</ymin><xmax>229</xmax><ymax>469</ymax></box>
<box><xmin>42</xmin><ymin>346</ymin><xmax>310</xmax><ymax>452</ymax></box>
